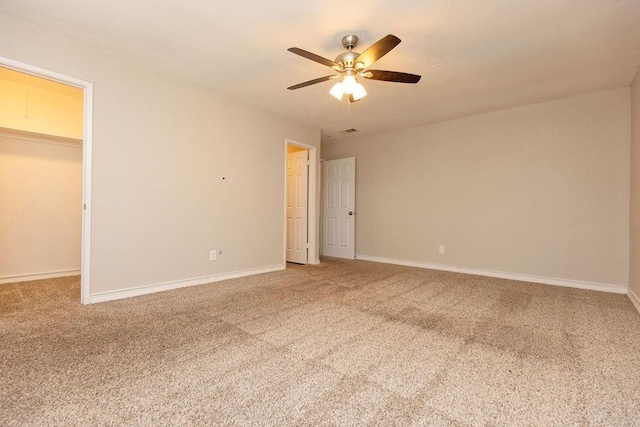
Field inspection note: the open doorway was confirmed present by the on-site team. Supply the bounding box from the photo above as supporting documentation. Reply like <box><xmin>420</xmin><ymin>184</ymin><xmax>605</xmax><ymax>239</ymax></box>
<box><xmin>286</xmin><ymin>144</ymin><xmax>308</xmax><ymax>264</ymax></box>
<box><xmin>0</xmin><ymin>57</ymin><xmax>93</xmax><ymax>304</ymax></box>
<box><xmin>284</xmin><ymin>139</ymin><xmax>318</xmax><ymax>266</ymax></box>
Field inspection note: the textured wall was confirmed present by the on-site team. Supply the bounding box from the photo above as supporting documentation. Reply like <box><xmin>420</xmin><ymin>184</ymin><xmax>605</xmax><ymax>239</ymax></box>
<box><xmin>323</xmin><ymin>89</ymin><xmax>630</xmax><ymax>286</ymax></box>
<box><xmin>0</xmin><ymin>14</ymin><xmax>320</xmax><ymax>296</ymax></box>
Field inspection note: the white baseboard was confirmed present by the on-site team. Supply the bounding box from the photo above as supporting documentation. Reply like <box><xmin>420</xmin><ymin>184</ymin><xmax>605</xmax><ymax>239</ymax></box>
<box><xmin>0</xmin><ymin>269</ymin><xmax>81</xmax><ymax>285</ymax></box>
<box><xmin>355</xmin><ymin>254</ymin><xmax>627</xmax><ymax>294</ymax></box>
<box><xmin>88</xmin><ymin>264</ymin><xmax>285</xmax><ymax>304</ymax></box>
<box><xmin>628</xmin><ymin>289</ymin><xmax>640</xmax><ymax>314</ymax></box>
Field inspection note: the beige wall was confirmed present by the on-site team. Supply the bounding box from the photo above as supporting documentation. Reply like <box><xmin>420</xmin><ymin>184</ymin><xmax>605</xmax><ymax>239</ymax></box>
<box><xmin>0</xmin><ymin>14</ymin><xmax>320</xmax><ymax>296</ymax></box>
<box><xmin>630</xmin><ymin>69</ymin><xmax>640</xmax><ymax>300</ymax></box>
<box><xmin>323</xmin><ymin>89</ymin><xmax>630</xmax><ymax>286</ymax></box>
<box><xmin>0</xmin><ymin>131</ymin><xmax>82</xmax><ymax>280</ymax></box>
<box><xmin>0</xmin><ymin>68</ymin><xmax>83</xmax><ymax>139</ymax></box>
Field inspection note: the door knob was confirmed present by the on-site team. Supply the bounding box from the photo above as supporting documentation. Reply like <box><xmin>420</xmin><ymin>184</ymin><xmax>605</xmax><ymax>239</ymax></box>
<box><xmin>348</xmin><ymin>211</ymin><xmax>353</xmax><ymax>215</ymax></box>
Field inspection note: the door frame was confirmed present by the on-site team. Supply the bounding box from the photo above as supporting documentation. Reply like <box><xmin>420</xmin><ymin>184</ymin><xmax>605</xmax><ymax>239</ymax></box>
<box><xmin>0</xmin><ymin>56</ymin><xmax>94</xmax><ymax>304</ymax></box>
<box><xmin>319</xmin><ymin>158</ymin><xmax>325</xmax><ymax>256</ymax></box>
<box><xmin>284</xmin><ymin>139</ymin><xmax>319</xmax><ymax>265</ymax></box>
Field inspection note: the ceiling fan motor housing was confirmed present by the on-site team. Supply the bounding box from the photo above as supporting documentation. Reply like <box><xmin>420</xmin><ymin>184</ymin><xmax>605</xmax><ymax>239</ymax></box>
<box><xmin>335</xmin><ymin>51</ymin><xmax>361</xmax><ymax>70</ymax></box>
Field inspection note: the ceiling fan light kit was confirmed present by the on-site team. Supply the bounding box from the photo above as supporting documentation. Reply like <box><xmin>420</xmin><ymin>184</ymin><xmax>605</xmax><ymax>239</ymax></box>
<box><xmin>329</xmin><ymin>69</ymin><xmax>368</xmax><ymax>101</ymax></box>
<box><xmin>287</xmin><ymin>34</ymin><xmax>421</xmax><ymax>103</ymax></box>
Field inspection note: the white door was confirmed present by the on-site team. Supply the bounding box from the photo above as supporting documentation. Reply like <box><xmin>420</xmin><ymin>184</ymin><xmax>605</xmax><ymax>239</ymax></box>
<box><xmin>323</xmin><ymin>157</ymin><xmax>355</xmax><ymax>259</ymax></box>
<box><xmin>286</xmin><ymin>150</ymin><xmax>308</xmax><ymax>264</ymax></box>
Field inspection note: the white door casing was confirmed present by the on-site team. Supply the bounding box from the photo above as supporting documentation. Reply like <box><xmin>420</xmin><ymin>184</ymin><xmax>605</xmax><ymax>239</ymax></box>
<box><xmin>323</xmin><ymin>157</ymin><xmax>355</xmax><ymax>259</ymax></box>
<box><xmin>286</xmin><ymin>150</ymin><xmax>308</xmax><ymax>264</ymax></box>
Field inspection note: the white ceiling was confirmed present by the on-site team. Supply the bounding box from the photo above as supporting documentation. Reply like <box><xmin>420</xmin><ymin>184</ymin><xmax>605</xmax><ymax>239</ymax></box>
<box><xmin>2</xmin><ymin>0</ymin><xmax>639</xmax><ymax>143</ymax></box>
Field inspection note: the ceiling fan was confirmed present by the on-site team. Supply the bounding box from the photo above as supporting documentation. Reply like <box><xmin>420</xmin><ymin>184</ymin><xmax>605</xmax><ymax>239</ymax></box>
<box><xmin>287</xmin><ymin>34</ymin><xmax>421</xmax><ymax>102</ymax></box>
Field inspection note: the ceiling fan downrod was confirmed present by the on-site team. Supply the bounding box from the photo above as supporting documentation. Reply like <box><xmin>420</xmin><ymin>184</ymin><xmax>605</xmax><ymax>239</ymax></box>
<box><xmin>335</xmin><ymin>35</ymin><xmax>361</xmax><ymax>71</ymax></box>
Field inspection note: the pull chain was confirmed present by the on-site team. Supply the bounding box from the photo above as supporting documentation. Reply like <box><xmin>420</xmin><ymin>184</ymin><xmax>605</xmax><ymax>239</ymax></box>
<box><xmin>24</xmin><ymin>74</ymin><xmax>30</xmax><ymax>119</ymax></box>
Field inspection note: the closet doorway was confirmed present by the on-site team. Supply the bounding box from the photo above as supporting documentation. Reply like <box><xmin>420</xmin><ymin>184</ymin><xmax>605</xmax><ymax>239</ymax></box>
<box><xmin>0</xmin><ymin>58</ymin><xmax>93</xmax><ymax>304</ymax></box>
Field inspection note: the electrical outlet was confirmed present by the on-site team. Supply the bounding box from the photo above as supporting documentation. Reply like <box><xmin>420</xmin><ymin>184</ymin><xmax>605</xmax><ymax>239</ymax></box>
<box><xmin>210</xmin><ymin>250</ymin><xmax>217</xmax><ymax>261</ymax></box>
<box><xmin>439</xmin><ymin>245</ymin><xmax>445</xmax><ymax>254</ymax></box>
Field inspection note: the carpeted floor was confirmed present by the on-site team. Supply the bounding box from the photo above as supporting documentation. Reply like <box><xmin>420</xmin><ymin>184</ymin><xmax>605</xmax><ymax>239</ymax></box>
<box><xmin>1</xmin><ymin>258</ymin><xmax>640</xmax><ymax>425</ymax></box>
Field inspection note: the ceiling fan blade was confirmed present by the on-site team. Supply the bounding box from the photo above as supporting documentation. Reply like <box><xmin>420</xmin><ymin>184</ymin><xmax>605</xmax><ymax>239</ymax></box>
<box><xmin>287</xmin><ymin>75</ymin><xmax>336</xmax><ymax>90</ymax></box>
<box><xmin>364</xmin><ymin>70</ymin><xmax>421</xmax><ymax>84</ymax></box>
<box><xmin>354</xmin><ymin>35</ymin><xmax>401</xmax><ymax>68</ymax></box>
<box><xmin>288</xmin><ymin>47</ymin><xmax>340</xmax><ymax>70</ymax></box>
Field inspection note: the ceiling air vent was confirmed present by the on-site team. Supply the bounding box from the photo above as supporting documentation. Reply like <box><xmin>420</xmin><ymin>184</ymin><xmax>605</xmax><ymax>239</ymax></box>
<box><xmin>340</xmin><ymin>128</ymin><xmax>358</xmax><ymax>134</ymax></box>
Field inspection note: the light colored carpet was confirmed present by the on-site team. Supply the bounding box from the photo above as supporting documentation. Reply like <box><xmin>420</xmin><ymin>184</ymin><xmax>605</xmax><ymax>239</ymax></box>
<box><xmin>1</xmin><ymin>258</ymin><xmax>640</xmax><ymax>425</ymax></box>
